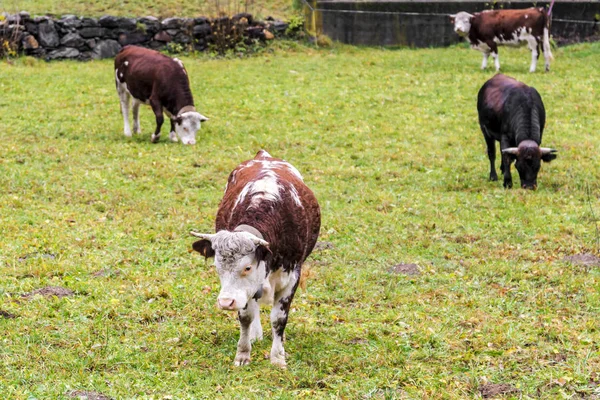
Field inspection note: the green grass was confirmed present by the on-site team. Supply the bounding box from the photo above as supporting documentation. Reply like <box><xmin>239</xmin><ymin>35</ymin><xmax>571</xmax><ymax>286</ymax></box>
<box><xmin>1</xmin><ymin>42</ymin><xmax>600</xmax><ymax>399</ymax></box>
<box><xmin>1</xmin><ymin>0</ymin><xmax>296</xmax><ymax>20</ymax></box>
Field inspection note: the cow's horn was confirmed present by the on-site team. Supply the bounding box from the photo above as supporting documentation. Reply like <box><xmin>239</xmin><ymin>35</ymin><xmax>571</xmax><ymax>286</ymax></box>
<box><xmin>249</xmin><ymin>236</ymin><xmax>270</xmax><ymax>248</ymax></box>
<box><xmin>502</xmin><ymin>147</ymin><xmax>519</xmax><ymax>155</ymax></box>
<box><xmin>449</xmin><ymin>13</ymin><xmax>457</xmax><ymax>18</ymax></box>
<box><xmin>190</xmin><ymin>231</ymin><xmax>215</xmax><ymax>240</ymax></box>
<box><xmin>540</xmin><ymin>147</ymin><xmax>557</xmax><ymax>154</ymax></box>
<box><xmin>199</xmin><ymin>113</ymin><xmax>209</xmax><ymax>122</ymax></box>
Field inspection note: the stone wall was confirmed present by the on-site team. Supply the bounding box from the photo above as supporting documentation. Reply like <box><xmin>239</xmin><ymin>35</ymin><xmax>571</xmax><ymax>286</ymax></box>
<box><xmin>0</xmin><ymin>12</ymin><xmax>290</xmax><ymax>60</ymax></box>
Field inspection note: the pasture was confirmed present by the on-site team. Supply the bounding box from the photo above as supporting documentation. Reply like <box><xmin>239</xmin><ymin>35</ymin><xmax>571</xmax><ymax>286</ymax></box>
<box><xmin>1</xmin><ymin>42</ymin><xmax>600</xmax><ymax>398</ymax></box>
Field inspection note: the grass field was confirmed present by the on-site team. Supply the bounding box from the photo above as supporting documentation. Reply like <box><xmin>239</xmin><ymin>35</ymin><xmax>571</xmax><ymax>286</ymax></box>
<box><xmin>1</xmin><ymin>42</ymin><xmax>600</xmax><ymax>398</ymax></box>
<box><xmin>1</xmin><ymin>0</ymin><xmax>296</xmax><ymax>20</ymax></box>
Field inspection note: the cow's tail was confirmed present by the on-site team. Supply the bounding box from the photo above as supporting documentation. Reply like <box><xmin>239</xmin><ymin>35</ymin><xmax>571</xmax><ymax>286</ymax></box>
<box><xmin>542</xmin><ymin>8</ymin><xmax>554</xmax><ymax>60</ymax></box>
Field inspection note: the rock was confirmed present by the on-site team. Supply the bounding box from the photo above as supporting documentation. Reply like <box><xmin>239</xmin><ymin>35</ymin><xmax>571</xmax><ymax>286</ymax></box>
<box><xmin>46</xmin><ymin>47</ymin><xmax>80</xmax><ymax>60</ymax></box>
<box><xmin>60</xmin><ymin>15</ymin><xmax>82</xmax><ymax>29</ymax></box>
<box><xmin>81</xmin><ymin>17</ymin><xmax>99</xmax><ymax>27</ymax></box>
<box><xmin>99</xmin><ymin>16</ymin><xmax>136</xmax><ymax>30</ymax></box>
<box><xmin>264</xmin><ymin>29</ymin><xmax>274</xmax><ymax>40</ymax></box>
<box><xmin>148</xmin><ymin>40</ymin><xmax>165</xmax><ymax>50</ymax></box>
<box><xmin>22</xmin><ymin>34</ymin><xmax>39</xmax><ymax>50</ymax></box>
<box><xmin>37</xmin><ymin>20</ymin><xmax>60</xmax><ymax>48</ymax></box>
<box><xmin>34</xmin><ymin>16</ymin><xmax>51</xmax><ymax>23</ymax></box>
<box><xmin>138</xmin><ymin>16</ymin><xmax>160</xmax><ymax>34</ymax></box>
<box><xmin>19</xmin><ymin>11</ymin><xmax>31</xmax><ymax>20</ymax></box>
<box><xmin>233</xmin><ymin>13</ymin><xmax>253</xmax><ymax>25</ymax></box>
<box><xmin>161</xmin><ymin>17</ymin><xmax>183</xmax><ymax>30</ymax></box>
<box><xmin>270</xmin><ymin>20</ymin><xmax>288</xmax><ymax>34</ymax></box>
<box><xmin>173</xmin><ymin>32</ymin><xmax>191</xmax><ymax>44</ymax></box>
<box><xmin>165</xmin><ymin>29</ymin><xmax>180</xmax><ymax>36</ymax></box>
<box><xmin>25</xmin><ymin>22</ymin><xmax>38</xmax><ymax>35</ymax></box>
<box><xmin>85</xmin><ymin>38</ymin><xmax>96</xmax><ymax>49</ymax></box>
<box><xmin>193</xmin><ymin>23</ymin><xmax>211</xmax><ymax>37</ymax></box>
<box><xmin>92</xmin><ymin>39</ymin><xmax>121</xmax><ymax>59</ymax></box>
<box><xmin>118</xmin><ymin>32</ymin><xmax>148</xmax><ymax>46</ymax></box>
<box><xmin>78</xmin><ymin>51</ymin><xmax>93</xmax><ymax>61</ymax></box>
<box><xmin>79</xmin><ymin>27</ymin><xmax>106</xmax><ymax>38</ymax></box>
<box><xmin>60</xmin><ymin>32</ymin><xmax>84</xmax><ymax>47</ymax></box>
<box><xmin>194</xmin><ymin>17</ymin><xmax>209</xmax><ymax>25</ymax></box>
<box><xmin>153</xmin><ymin>31</ymin><xmax>172</xmax><ymax>42</ymax></box>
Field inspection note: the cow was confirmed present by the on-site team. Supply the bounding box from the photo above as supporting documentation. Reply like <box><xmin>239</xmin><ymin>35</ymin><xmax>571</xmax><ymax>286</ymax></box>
<box><xmin>190</xmin><ymin>150</ymin><xmax>321</xmax><ymax>367</ymax></box>
<box><xmin>114</xmin><ymin>46</ymin><xmax>208</xmax><ymax>145</ymax></box>
<box><xmin>477</xmin><ymin>74</ymin><xmax>557</xmax><ymax>189</ymax></box>
<box><xmin>450</xmin><ymin>8</ymin><xmax>553</xmax><ymax>72</ymax></box>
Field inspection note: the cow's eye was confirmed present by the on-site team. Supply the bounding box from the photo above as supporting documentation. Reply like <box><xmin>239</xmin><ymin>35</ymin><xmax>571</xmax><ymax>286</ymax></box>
<box><xmin>244</xmin><ymin>265</ymin><xmax>252</xmax><ymax>272</ymax></box>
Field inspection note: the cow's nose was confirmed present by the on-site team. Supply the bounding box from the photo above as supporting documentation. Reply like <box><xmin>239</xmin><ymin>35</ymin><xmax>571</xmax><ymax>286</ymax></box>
<box><xmin>522</xmin><ymin>184</ymin><xmax>536</xmax><ymax>190</ymax></box>
<box><xmin>218</xmin><ymin>298</ymin><xmax>236</xmax><ymax>310</ymax></box>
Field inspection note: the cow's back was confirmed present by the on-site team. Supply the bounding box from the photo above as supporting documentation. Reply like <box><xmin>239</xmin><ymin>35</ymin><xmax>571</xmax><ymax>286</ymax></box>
<box><xmin>470</xmin><ymin>8</ymin><xmax>547</xmax><ymax>42</ymax></box>
<box><xmin>216</xmin><ymin>151</ymin><xmax>321</xmax><ymax>271</ymax></box>
<box><xmin>114</xmin><ymin>46</ymin><xmax>190</xmax><ymax>104</ymax></box>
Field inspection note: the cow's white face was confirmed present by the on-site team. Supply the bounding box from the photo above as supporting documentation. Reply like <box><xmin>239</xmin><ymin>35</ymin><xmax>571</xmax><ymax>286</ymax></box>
<box><xmin>175</xmin><ymin>111</ymin><xmax>208</xmax><ymax>145</ymax></box>
<box><xmin>191</xmin><ymin>230</ymin><xmax>270</xmax><ymax>311</ymax></box>
<box><xmin>214</xmin><ymin>249</ymin><xmax>266</xmax><ymax>311</ymax></box>
<box><xmin>451</xmin><ymin>12</ymin><xmax>473</xmax><ymax>37</ymax></box>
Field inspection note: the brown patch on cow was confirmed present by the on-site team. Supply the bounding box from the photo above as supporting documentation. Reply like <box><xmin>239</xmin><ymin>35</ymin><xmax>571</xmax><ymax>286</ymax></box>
<box><xmin>389</xmin><ymin>263</ymin><xmax>421</xmax><ymax>276</ymax></box>
<box><xmin>67</xmin><ymin>390</ymin><xmax>114</xmax><ymax>400</ymax></box>
<box><xmin>21</xmin><ymin>286</ymin><xmax>74</xmax><ymax>299</ymax></box>
<box><xmin>479</xmin><ymin>383</ymin><xmax>519</xmax><ymax>398</ymax></box>
<box><xmin>314</xmin><ymin>241</ymin><xmax>334</xmax><ymax>251</ymax></box>
<box><xmin>0</xmin><ymin>310</ymin><xmax>16</xmax><ymax>319</ymax></box>
<box><xmin>92</xmin><ymin>268</ymin><xmax>122</xmax><ymax>278</ymax></box>
<box><xmin>563</xmin><ymin>253</ymin><xmax>600</xmax><ymax>268</ymax></box>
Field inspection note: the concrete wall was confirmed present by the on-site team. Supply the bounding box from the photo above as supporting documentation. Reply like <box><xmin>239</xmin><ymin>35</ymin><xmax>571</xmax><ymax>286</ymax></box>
<box><xmin>307</xmin><ymin>1</ymin><xmax>600</xmax><ymax>47</ymax></box>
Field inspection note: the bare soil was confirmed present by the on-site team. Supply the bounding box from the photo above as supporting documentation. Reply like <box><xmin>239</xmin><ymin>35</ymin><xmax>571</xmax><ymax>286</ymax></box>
<box><xmin>479</xmin><ymin>383</ymin><xmax>519</xmax><ymax>398</ymax></box>
<box><xmin>314</xmin><ymin>241</ymin><xmax>335</xmax><ymax>251</ymax></box>
<box><xmin>0</xmin><ymin>310</ymin><xmax>16</xmax><ymax>318</ymax></box>
<box><xmin>67</xmin><ymin>391</ymin><xmax>113</xmax><ymax>400</ymax></box>
<box><xmin>21</xmin><ymin>286</ymin><xmax>74</xmax><ymax>299</ymax></box>
<box><xmin>389</xmin><ymin>263</ymin><xmax>421</xmax><ymax>276</ymax></box>
<box><xmin>563</xmin><ymin>253</ymin><xmax>600</xmax><ymax>267</ymax></box>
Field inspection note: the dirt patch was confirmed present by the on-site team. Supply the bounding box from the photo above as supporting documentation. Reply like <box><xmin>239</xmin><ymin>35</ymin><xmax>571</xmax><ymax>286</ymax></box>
<box><xmin>92</xmin><ymin>268</ymin><xmax>121</xmax><ymax>278</ymax></box>
<box><xmin>0</xmin><ymin>310</ymin><xmax>16</xmax><ymax>319</ymax></box>
<box><xmin>348</xmin><ymin>337</ymin><xmax>368</xmax><ymax>345</ymax></box>
<box><xmin>563</xmin><ymin>253</ymin><xmax>600</xmax><ymax>268</ymax></box>
<box><xmin>21</xmin><ymin>286</ymin><xmax>74</xmax><ymax>299</ymax></box>
<box><xmin>18</xmin><ymin>252</ymin><xmax>56</xmax><ymax>262</ymax></box>
<box><xmin>479</xmin><ymin>383</ymin><xmax>519</xmax><ymax>398</ymax></box>
<box><xmin>67</xmin><ymin>391</ymin><xmax>113</xmax><ymax>400</ymax></box>
<box><xmin>314</xmin><ymin>241</ymin><xmax>334</xmax><ymax>251</ymax></box>
<box><xmin>389</xmin><ymin>263</ymin><xmax>421</xmax><ymax>276</ymax></box>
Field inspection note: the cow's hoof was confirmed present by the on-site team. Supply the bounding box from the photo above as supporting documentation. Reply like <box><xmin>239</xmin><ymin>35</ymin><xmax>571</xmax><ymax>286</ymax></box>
<box><xmin>124</xmin><ymin>130</ymin><xmax>132</xmax><ymax>137</ymax></box>
<box><xmin>169</xmin><ymin>131</ymin><xmax>178</xmax><ymax>142</ymax></box>
<box><xmin>270</xmin><ymin>355</ymin><xmax>287</xmax><ymax>369</ymax></box>
<box><xmin>151</xmin><ymin>134</ymin><xmax>160</xmax><ymax>143</ymax></box>
<box><xmin>489</xmin><ymin>174</ymin><xmax>498</xmax><ymax>182</ymax></box>
<box><xmin>234</xmin><ymin>351</ymin><xmax>251</xmax><ymax>366</ymax></box>
<box><xmin>503</xmin><ymin>181</ymin><xmax>513</xmax><ymax>189</ymax></box>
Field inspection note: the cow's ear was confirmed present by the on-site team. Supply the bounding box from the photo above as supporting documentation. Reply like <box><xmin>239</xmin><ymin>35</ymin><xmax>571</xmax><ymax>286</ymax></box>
<box><xmin>541</xmin><ymin>148</ymin><xmax>557</xmax><ymax>162</ymax></box>
<box><xmin>542</xmin><ymin>153</ymin><xmax>557</xmax><ymax>162</ymax></box>
<box><xmin>192</xmin><ymin>239</ymin><xmax>215</xmax><ymax>258</ymax></box>
<box><xmin>255</xmin><ymin>245</ymin><xmax>272</xmax><ymax>264</ymax></box>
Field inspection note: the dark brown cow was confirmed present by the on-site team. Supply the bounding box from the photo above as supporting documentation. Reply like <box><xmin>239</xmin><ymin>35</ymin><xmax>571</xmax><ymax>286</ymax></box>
<box><xmin>191</xmin><ymin>150</ymin><xmax>321</xmax><ymax>367</ymax></box>
<box><xmin>450</xmin><ymin>8</ymin><xmax>552</xmax><ymax>72</ymax></box>
<box><xmin>114</xmin><ymin>46</ymin><xmax>208</xmax><ymax>144</ymax></box>
<box><xmin>477</xmin><ymin>74</ymin><xmax>557</xmax><ymax>189</ymax></box>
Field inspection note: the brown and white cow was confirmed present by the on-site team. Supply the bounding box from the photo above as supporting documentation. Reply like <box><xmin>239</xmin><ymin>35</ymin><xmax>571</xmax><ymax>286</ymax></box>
<box><xmin>478</xmin><ymin>74</ymin><xmax>557</xmax><ymax>189</ymax></box>
<box><xmin>114</xmin><ymin>46</ymin><xmax>208</xmax><ymax>144</ymax></box>
<box><xmin>191</xmin><ymin>150</ymin><xmax>321</xmax><ymax>367</ymax></box>
<box><xmin>450</xmin><ymin>8</ymin><xmax>552</xmax><ymax>72</ymax></box>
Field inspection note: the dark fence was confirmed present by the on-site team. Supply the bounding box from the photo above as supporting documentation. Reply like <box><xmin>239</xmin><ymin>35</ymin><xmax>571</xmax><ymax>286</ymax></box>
<box><xmin>304</xmin><ymin>1</ymin><xmax>600</xmax><ymax>47</ymax></box>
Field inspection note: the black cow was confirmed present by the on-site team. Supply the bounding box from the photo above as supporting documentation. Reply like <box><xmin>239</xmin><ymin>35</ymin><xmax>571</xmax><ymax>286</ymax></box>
<box><xmin>477</xmin><ymin>74</ymin><xmax>557</xmax><ymax>189</ymax></box>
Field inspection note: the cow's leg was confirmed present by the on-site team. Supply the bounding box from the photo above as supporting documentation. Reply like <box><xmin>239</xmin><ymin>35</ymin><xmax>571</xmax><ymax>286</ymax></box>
<box><xmin>169</xmin><ymin>120</ymin><xmax>178</xmax><ymax>142</ymax></box>
<box><xmin>501</xmin><ymin>137</ymin><xmax>513</xmax><ymax>189</ymax></box>
<box><xmin>488</xmin><ymin>42</ymin><xmax>500</xmax><ymax>71</ymax></box>
<box><xmin>149</xmin><ymin>99</ymin><xmax>164</xmax><ymax>143</ymax></box>
<box><xmin>270</xmin><ymin>270</ymin><xmax>300</xmax><ymax>368</ymax></box>
<box><xmin>481</xmin><ymin>51</ymin><xmax>491</xmax><ymax>70</ymax></box>
<box><xmin>528</xmin><ymin>38</ymin><xmax>539</xmax><ymax>73</ymax></box>
<box><xmin>234</xmin><ymin>299</ymin><xmax>259</xmax><ymax>366</ymax></box>
<box><xmin>132</xmin><ymin>99</ymin><xmax>142</xmax><ymax>134</ymax></box>
<box><xmin>484</xmin><ymin>133</ymin><xmax>498</xmax><ymax>181</ymax></box>
<box><xmin>116</xmin><ymin>79</ymin><xmax>132</xmax><ymax>137</ymax></box>
<box><xmin>543</xmin><ymin>27</ymin><xmax>552</xmax><ymax>72</ymax></box>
